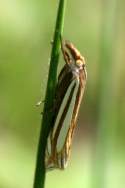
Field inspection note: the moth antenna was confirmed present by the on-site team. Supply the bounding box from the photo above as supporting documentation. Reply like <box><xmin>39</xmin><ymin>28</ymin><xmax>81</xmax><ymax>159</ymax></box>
<box><xmin>59</xmin><ymin>35</ymin><xmax>71</xmax><ymax>65</ymax></box>
<box><xmin>60</xmin><ymin>35</ymin><xmax>64</xmax><ymax>51</ymax></box>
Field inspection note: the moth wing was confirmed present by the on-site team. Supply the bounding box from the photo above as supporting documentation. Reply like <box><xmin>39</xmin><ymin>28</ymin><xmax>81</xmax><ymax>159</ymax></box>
<box><xmin>54</xmin><ymin>78</ymin><xmax>80</xmax><ymax>152</ymax></box>
<box><xmin>57</xmin><ymin>68</ymin><xmax>87</xmax><ymax>168</ymax></box>
<box><xmin>46</xmin><ymin>65</ymin><xmax>74</xmax><ymax>155</ymax></box>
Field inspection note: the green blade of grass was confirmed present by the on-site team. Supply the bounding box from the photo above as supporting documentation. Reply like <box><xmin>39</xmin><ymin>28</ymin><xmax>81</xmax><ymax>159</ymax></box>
<box><xmin>33</xmin><ymin>1</ymin><xmax>67</xmax><ymax>188</ymax></box>
<box><xmin>91</xmin><ymin>0</ymin><xmax>118</xmax><ymax>188</ymax></box>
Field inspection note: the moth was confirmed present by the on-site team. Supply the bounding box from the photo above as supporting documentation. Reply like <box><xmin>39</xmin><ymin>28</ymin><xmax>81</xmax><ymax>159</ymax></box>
<box><xmin>45</xmin><ymin>39</ymin><xmax>87</xmax><ymax>170</ymax></box>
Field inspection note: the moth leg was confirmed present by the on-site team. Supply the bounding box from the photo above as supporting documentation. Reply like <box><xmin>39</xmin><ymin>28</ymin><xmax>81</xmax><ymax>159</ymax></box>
<box><xmin>50</xmin><ymin>39</ymin><xmax>54</xmax><ymax>45</ymax></box>
<box><xmin>36</xmin><ymin>100</ymin><xmax>45</xmax><ymax>107</ymax></box>
<box><xmin>41</xmin><ymin>107</ymin><xmax>53</xmax><ymax>115</ymax></box>
<box><xmin>40</xmin><ymin>99</ymin><xmax>56</xmax><ymax>115</ymax></box>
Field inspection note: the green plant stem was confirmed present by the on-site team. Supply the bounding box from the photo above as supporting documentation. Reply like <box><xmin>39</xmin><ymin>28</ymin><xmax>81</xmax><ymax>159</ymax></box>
<box><xmin>91</xmin><ymin>1</ymin><xmax>118</xmax><ymax>188</ymax></box>
<box><xmin>33</xmin><ymin>1</ymin><xmax>66</xmax><ymax>188</ymax></box>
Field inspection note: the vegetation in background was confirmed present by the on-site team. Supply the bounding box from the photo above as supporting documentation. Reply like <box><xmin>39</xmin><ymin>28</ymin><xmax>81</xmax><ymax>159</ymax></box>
<box><xmin>0</xmin><ymin>1</ymin><xmax>125</xmax><ymax>188</ymax></box>
<box><xmin>33</xmin><ymin>0</ymin><xmax>66</xmax><ymax>188</ymax></box>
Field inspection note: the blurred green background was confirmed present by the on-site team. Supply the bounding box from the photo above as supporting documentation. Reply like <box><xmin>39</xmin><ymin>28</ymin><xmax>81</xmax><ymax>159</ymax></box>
<box><xmin>0</xmin><ymin>0</ymin><xmax>125</xmax><ymax>188</ymax></box>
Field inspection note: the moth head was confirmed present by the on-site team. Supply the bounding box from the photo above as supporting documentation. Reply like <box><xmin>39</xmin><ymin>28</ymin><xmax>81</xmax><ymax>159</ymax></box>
<box><xmin>64</xmin><ymin>41</ymin><xmax>85</xmax><ymax>69</ymax></box>
<box><xmin>76</xmin><ymin>57</ymin><xmax>85</xmax><ymax>69</ymax></box>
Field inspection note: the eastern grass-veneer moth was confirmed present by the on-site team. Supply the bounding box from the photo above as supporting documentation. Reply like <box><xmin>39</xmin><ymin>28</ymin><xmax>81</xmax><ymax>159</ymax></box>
<box><xmin>45</xmin><ymin>39</ymin><xmax>87</xmax><ymax>170</ymax></box>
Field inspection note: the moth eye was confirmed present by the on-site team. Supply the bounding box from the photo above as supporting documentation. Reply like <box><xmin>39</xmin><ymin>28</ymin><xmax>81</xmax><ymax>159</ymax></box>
<box><xmin>76</xmin><ymin>60</ymin><xmax>83</xmax><ymax>67</ymax></box>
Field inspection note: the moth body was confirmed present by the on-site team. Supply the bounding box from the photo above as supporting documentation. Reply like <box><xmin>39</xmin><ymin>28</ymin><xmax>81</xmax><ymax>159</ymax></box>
<box><xmin>45</xmin><ymin>40</ymin><xmax>87</xmax><ymax>170</ymax></box>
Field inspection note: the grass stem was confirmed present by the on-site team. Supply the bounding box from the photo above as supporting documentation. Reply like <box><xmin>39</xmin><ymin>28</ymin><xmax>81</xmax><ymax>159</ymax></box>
<box><xmin>33</xmin><ymin>1</ymin><xmax>67</xmax><ymax>188</ymax></box>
